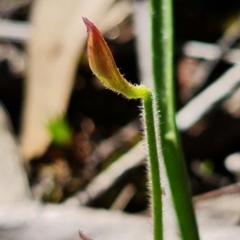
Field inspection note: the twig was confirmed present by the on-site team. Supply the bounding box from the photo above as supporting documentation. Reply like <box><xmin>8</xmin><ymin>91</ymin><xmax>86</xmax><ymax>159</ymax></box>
<box><xmin>183</xmin><ymin>41</ymin><xmax>240</xmax><ymax>64</ymax></box>
<box><xmin>110</xmin><ymin>184</ymin><xmax>136</xmax><ymax>210</ymax></box>
<box><xmin>189</xmin><ymin>18</ymin><xmax>240</xmax><ymax>94</ymax></box>
<box><xmin>177</xmin><ymin>64</ymin><xmax>240</xmax><ymax>131</ymax></box>
<box><xmin>77</xmin><ymin>142</ymin><xmax>144</xmax><ymax>205</ymax></box>
<box><xmin>183</xmin><ymin>41</ymin><xmax>220</xmax><ymax>61</ymax></box>
<box><xmin>0</xmin><ymin>19</ymin><xmax>30</xmax><ymax>42</ymax></box>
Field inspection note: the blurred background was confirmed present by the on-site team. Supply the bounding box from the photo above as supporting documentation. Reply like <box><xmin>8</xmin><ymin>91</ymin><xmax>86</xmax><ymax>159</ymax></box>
<box><xmin>1</xmin><ymin>0</ymin><xmax>240</xmax><ymax>217</ymax></box>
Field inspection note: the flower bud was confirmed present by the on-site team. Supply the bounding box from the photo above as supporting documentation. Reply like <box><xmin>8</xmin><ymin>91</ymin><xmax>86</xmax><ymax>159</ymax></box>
<box><xmin>83</xmin><ymin>17</ymin><xmax>149</xmax><ymax>99</ymax></box>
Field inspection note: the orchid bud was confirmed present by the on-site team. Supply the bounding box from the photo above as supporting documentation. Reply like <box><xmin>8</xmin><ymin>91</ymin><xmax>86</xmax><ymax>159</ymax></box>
<box><xmin>83</xmin><ymin>17</ymin><xmax>149</xmax><ymax>99</ymax></box>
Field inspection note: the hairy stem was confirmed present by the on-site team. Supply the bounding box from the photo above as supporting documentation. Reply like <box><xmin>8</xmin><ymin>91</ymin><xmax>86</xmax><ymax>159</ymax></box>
<box><xmin>142</xmin><ymin>92</ymin><xmax>163</xmax><ymax>240</ymax></box>
<box><xmin>149</xmin><ymin>0</ymin><xmax>200</xmax><ymax>239</ymax></box>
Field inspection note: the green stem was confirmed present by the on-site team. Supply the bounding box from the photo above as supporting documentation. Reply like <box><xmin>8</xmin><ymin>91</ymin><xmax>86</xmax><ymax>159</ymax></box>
<box><xmin>149</xmin><ymin>0</ymin><xmax>200</xmax><ymax>239</ymax></box>
<box><xmin>142</xmin><ymin>92</ymin><xmax>163</xmax><ymax>240</ymax></box>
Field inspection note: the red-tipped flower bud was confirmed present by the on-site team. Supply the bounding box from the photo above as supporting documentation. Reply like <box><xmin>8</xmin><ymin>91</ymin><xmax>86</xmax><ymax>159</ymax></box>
<box><xmin>83</xmin><ymin>17</ymin><xmax>149</xmax><ymax>99</ymax></box>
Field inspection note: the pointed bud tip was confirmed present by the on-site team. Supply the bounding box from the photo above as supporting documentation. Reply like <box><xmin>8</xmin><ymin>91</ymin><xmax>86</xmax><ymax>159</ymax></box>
<box><xmin>82</xmin><ymin>17</ymin><xmax>94</xmax><ymax>32</ymax></box>
<box><xmin>79</xmin><ymin>231</ymin><xmax>93</xmax><ymax>240</ymax></box>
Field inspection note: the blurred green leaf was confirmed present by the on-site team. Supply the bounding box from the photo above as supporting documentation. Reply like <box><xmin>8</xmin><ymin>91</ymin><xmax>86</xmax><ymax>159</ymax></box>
<box><xmin>47</xmin><ymin>116</ymin><xmax>72</xmax><ymax>146</ymax></box>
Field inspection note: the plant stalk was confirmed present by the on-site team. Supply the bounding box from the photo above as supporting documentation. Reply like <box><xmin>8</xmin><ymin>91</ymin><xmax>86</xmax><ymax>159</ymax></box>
<box><xmin>142</xmin><ymin>92</ymin><xmax>163</xmax><ymax>240</ymax></box>
<box><xmin>149</xmin><ymin>0</ymin><xmax>200</xmax><ymax>239</ymax></box>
